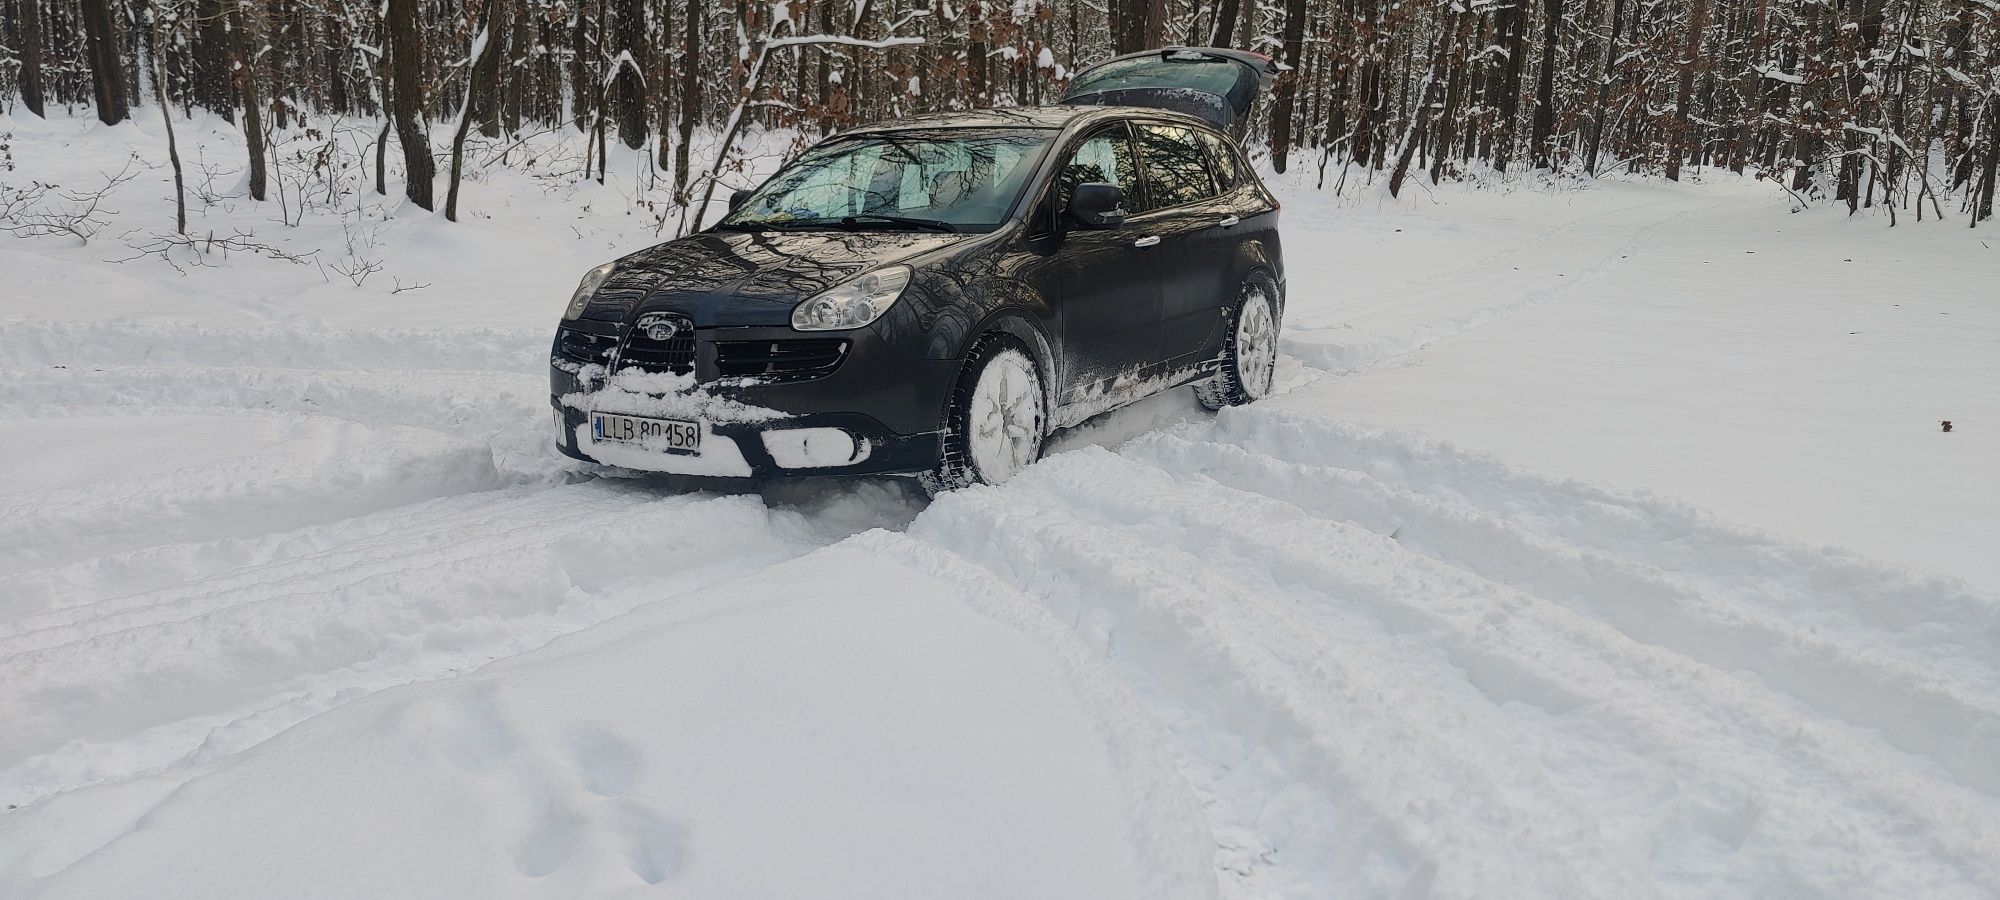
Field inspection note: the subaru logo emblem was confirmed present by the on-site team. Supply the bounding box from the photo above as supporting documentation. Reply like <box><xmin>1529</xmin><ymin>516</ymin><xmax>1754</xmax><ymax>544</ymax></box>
<box><xmin>637</xmin><ymin>314</ymin><xmax>681</xmax><ymax>342</ymax></box>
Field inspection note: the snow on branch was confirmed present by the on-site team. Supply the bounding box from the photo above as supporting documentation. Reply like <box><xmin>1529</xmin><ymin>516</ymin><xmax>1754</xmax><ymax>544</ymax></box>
<box><xmin>764</xmin><ymin>34</ymin><xmax>925</xmax><ymax>52</ymax></box>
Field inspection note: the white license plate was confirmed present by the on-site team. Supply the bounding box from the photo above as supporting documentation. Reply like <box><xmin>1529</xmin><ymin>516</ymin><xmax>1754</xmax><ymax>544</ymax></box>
<box><xmin>591</xmin><ymin>412</ymin><xmax>702</xmax><ymax>453</ymax></box>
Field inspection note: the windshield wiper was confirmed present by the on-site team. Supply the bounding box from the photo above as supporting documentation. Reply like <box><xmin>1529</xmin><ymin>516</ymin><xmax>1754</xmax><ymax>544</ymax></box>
<box><xmin>718</xmin><ymin>215</ymin><xmax>960</xmax><ymax>234</ymax></box>
<box><xmin>837</xmin><ymin>214</ymin><xmax>960</xmax><ymax>234</ymax></box>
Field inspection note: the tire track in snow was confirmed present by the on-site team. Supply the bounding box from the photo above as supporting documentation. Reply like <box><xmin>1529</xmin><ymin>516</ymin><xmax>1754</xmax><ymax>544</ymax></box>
<box><xmin>913</xmin><ymin>462</ymin><xmax>1657</xmax><ymax>899</ymax></box>
<box><xmin>0</xmin><ymin>319</ymin><xmax>547</xmax><ymax>373</ymax></box>
<box><xmin>0</xmin><ymin>481</ymin><xmax>912</xmax><ymax>808</ymax></box>
<box><xmin>1129</xmin><ymin>411</ymin><xmax>2000</xmax><ymax>798</ymax></box>
<box><xmin>906</xmin><ymin>416</ymin><xmax>2000</xmax><ymax>897</ymax></box>
<box><xmin>0</xmin><ymin>323</ymin><xmax>929</xmax><ymax>812</ymax></box>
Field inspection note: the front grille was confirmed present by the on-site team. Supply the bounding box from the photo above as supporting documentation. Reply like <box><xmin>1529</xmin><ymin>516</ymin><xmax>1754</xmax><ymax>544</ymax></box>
<box><xmin>615</xmin><ymin>314</ymin><xmax>696</xmax><ymax>375</ymax></box>
<box><xmin>714</xmin><ymin>338</ymin><xmax>849</xmax><ymax>380</ymax></box>
<box><xmin>554</xmin><ymin>328</ymin><xmax>617</xmax><ymax>365</ymax></box>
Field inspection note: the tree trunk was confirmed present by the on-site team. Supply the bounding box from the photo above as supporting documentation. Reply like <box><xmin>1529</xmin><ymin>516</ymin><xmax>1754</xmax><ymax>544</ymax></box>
<box><xmin>1529</xmin><ymin>0</ymin><xmax>1563</xmax><ymax>169</ymax></box>
<box><xmin>79</xmin><ymin>0</ymin><xmax>130</xmax><ymax>124</ymax></box>
<box><xmin>448</xmin><ymin>0</ymin><xmax>504</xmax><ymax>222</ymax></box>
<box><xmin>1664</xmin><ymin>0</ymin><xmax>1709</xmax><ymax>181</ymax></box>
<box><xmin>570</xmin><ymin>0</ymin><xmax>594</xmax><ymax>130</ymax></box>
<box><xmin>1584</xmin><ymin>0</ymin><xmax>1626</xmax><ymax>173</ymax></box>
<box><xmin>266</xmin><ymin>0</ymin><xmax>291</xmax><ymax>129</ymax></box>
<box><xmin>1391</xmin><ymin>12</ymin><xmax>1462</xmax><ymax>197</ymax></box>
<box><xmin>1267</xmin><ymin>0</ymin><xmax>1308</xmax><ymax>173</ymax></box>
<box><xmin>375</xmin><ymin>120</ymin><xmax>390</xmax><ymax>196</ymax></box>
<box><xmin>195</xmin><ymin>0</ymin><xmax>233</xmax><ymax>121</ymax></box>
<box><xmin>1431</xmin><ymin>13</ymin><xmax>1478</xmax><ymax>183</ymax></box>
<box><xmin>1110</xmin><ymin>0</ymin><xmax>1149</xmax><ymax>55</ymax></box>
<box><xmin>388</xmin><ymin>0</ymin><xmax>435</xmax><ymax>209</ymax></box>
<box><xmin>471</xmin><ymin>0</ymin><xmax>509</xmax><ymax>139</ymax></box>
<box><xmin>149</xmin><ymin>6</ymin><xmax>185</xmax><ymax>234</ymax></box>
<box><xmin>1977</xmin><ymin>107</ymin><xmax>1998</xmax><ymax>225</ymax></box>
<box><xmin>17</xmin><ymin>0</ymin><xmax>46</xmax><ymax>116</ymax></box>
<box><xmin>612</xmin><ymin>0</ymin><xmax>649</xmax><ymax>149</ymax></box>
<box><xmin>1491</xmin><ymin>0</ymin><xmax>1526</xmax><ymax>172</ymax></box>
<box><xmin>1143</xmin><ymin>0</ymin><xmax>1167</xmax><ymax>48</ymax></box>
<box><xmin>228</xmin><ymin>1</ymin><xmax>268</xmax><ymax>201</ymax></box>
<box><xmin>1349</xmin><ymin>0</ymin><xmax>1384</xmax><ymax>171</ymax></box>
<box><xmin>674</xmin><ymin>0</ymin><xmax>700</xmax><ymax>202</ymax></box>
<box><xmin>968</xmin><ymin>1</ymin><xmax>990</xmax><ymax>107</ymax></box>
<box><xmin>1209</xmin><ymin>0</ymin><xmax>1242</xmax><ymax>48</ymax></box>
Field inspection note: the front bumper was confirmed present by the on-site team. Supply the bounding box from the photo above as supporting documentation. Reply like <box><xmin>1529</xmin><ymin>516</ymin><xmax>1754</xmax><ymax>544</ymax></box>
<box><xmin>550</xmin><ymin>323</ymin><xmax>956</xmax><ymax>478</ymax></box>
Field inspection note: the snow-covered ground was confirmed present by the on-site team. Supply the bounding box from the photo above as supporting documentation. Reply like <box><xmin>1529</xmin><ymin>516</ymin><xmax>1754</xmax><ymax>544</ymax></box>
<box><xmin>2</xmin><ymin>111</ymin><xmax>1997</xmax><ymax>898</ymax></box>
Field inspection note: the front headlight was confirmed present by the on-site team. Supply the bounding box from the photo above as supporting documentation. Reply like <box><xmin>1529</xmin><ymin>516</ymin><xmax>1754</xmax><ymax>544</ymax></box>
<box><xmin>791</xmin><ymin>266</ymin><xmax>912</xmax><ymax>331</ymax></box>
<box><xmin>563</xmin><ymin>262</ymin><xmax>616</xmax><ymax>320</ymax></box>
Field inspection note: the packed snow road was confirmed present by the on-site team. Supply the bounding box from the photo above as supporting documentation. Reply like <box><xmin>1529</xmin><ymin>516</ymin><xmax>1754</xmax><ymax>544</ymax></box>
<box><xmin>3</xmin><ymin>133</ymin><xmax>1997</xmax><ymax>896</ymax></box>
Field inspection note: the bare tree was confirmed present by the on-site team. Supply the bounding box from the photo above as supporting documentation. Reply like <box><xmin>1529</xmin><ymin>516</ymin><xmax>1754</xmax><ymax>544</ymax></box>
<box><xmin>611</xmin><ymin>0</ymin><xmax>648</xmax><ymax>149</ymax></box>
<box><xmin>148</xmin><ymin>0</ymin><xmax>187</xmax><ymax>233</ymax></box>
<box><xmin>1530</xmin><ymin>0</ymin><xmax>1563</xmax><ymax>169</ymax></box>
<box><xmin>16</xmin><ymin>0</ymin><xmax>47</xmax><ymax>116</ymax></box>
<box><xmin>228</xmin><ymin>0</ymin><xmax>268</xmax><ymax>201</ymax></box>
<box><xmin>447</xmin><ymin>0</ymin><xmax>504</xmax><ymax>222</ymax></box>
<box><xmin>387</xmin><ymin>0</ymin><xmax>434</xmax><ymax>209</ymax></box>
<box><xmin>1267</xmin><ymin>0</ymin><xmax>1307</xmax><ymax>172</ymax></box>
<box><xmin>673</xmin><ymin>0</ymin><xmax>699</xmax><ymax>202</ymax></box>
<box><xmin>79</xmin><ymin>0</ymin><xmax>130</xmax><ymax>124</ymax></box>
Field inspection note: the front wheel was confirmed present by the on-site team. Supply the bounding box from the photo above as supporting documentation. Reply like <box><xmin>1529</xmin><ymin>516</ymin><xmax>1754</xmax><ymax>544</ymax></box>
<box><xmin>1194</xmin><ymin>276</ymin><xmax>1280</xmax><ymax>410</ymax></box>
<box><xmin>921</xmin><ymin>338</ymin><xmax>1047</xmax><ymax>495</ymax></box>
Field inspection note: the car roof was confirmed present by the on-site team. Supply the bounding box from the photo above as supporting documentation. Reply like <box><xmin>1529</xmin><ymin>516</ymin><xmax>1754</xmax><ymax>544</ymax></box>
<box><xmin>836</xmin><ymin>104</ymin><xmax>1217</xmax><ymax>137</ymax></box>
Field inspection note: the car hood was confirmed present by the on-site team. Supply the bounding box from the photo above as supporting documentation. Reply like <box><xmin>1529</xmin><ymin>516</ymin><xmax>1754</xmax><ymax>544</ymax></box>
<box><xmin>578</xmin><ymin>230</ymin><xmax>968</xmax><ymax>328</ymax></box>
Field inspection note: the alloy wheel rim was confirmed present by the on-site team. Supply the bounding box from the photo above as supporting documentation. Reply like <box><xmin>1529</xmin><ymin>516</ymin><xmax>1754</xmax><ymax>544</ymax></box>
<box><xmin>967</xmin><ymin>351</ymin><xmax>1043</xmax><ymax>484</ymax></box>
<box><xmin>1238</xmin><ymin>289</ymin><xmax>1277</xmax><ymax>399</ymax></box>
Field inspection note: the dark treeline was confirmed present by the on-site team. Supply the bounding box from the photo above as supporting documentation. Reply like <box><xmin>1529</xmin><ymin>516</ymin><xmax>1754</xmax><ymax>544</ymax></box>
<box><xmin>1</xmin><ymin>0</ymin><xmax>1995</xmax><ymax>224</ymax></box>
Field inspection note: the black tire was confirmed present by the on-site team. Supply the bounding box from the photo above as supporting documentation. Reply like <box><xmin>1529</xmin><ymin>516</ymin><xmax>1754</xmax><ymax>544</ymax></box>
<box><xmin>1194</xmin><ymin>273</ymin><xmax>1281</xmax><ymax>411</ymax></box>
<box><xmin>920</xmin><ymin>335</ymin><xmax>1047</xmax><ymax>496</ymax></box>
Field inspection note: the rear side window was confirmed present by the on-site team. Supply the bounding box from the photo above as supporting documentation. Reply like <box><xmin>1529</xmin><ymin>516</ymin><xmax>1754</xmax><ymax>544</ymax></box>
<box><xmin>1195</xmin><ymin>129</ymin><xmax>1244</xmax><ymax>191</ymax></box>
<box><xmin>1135</xmin><ymin>124</ymin><xmax>1217</xmax><ymax>208</ymax></box>
<box><xmin>1057</xmin><ymin>127</ymin><xmax>1141</xmax><ymax>211</ymax></box>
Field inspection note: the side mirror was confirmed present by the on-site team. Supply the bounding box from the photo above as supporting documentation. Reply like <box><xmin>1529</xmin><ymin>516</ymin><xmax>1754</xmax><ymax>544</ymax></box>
<box><xmin>728</xmin><ymin>188</ymin><xmax>755</xmax><ymax>212</ymax></box>
<box><xmin>1067</xmin><ymin>183</ymin><xmax>1126</xmax><ymax>229</ymax></box>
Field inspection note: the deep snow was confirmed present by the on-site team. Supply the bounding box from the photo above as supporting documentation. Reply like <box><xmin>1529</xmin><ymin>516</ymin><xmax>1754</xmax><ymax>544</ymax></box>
<box><xmin>2</xmin><ymin>110</ymin><xmax>1997</xmax><ymax>898</ymax></box>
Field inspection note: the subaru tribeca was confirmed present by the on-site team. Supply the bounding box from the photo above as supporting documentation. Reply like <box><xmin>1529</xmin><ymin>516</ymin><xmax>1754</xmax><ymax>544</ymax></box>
<box><xmin>551</xmin><ymin>47</ymin><xmax>1284</xmax><ymax>492</ymax></box>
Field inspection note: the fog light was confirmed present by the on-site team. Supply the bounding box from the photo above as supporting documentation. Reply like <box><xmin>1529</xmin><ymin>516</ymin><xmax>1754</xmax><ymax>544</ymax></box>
<box><xmin>761</xmin><ymin>427</ymin><xmax>867</xmax><ymax>469</ymax></box>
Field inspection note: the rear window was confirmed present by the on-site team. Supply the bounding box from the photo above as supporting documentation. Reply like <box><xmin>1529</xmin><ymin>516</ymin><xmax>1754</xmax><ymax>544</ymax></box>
<box><xmin>1066</xmin><ymin>56</ymin><xmax>1244</xmax><ymax>98</ymax></box>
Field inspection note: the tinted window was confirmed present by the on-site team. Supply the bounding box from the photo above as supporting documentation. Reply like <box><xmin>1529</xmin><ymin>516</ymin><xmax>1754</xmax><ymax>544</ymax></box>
<box><xmin>1195</xmin><ymin>129</ymin><xmax>1244</xmax><ymax>191</ymax></box>
<box><xmin>1057</xmin><ymin>127</ymin><xmax>1141</xmax><ymax>212</ymax></box>
<box><xmin>1066</xmin><ymin>56</ymin><xmax>1244</xmax><ymax>98</ymax></box>
<box><xmin>1136</xmin><ymin>124</ymin><xmax>1216</xmax><ymax>208</ymax></box>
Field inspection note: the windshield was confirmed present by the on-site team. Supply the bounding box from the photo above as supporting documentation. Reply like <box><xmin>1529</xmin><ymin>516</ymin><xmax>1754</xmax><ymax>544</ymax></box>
<box><xmin>718</xmin><ymin>130</ymin><xmax>1054</xmax><ymax>233</ymax></box>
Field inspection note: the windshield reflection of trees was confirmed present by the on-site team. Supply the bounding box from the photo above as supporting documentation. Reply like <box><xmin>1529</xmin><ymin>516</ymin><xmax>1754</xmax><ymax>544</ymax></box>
<box><xmin>738</xmin><ymin>132</ymin><xmax>1047</xmax><ymax>228</ymax></box>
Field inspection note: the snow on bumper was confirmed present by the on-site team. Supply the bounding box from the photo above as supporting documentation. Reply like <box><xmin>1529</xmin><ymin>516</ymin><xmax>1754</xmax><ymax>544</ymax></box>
<box><xmin>555</xmin><ymin>370</ymin><xmax>908</xmax><ymax>477</ymax></box>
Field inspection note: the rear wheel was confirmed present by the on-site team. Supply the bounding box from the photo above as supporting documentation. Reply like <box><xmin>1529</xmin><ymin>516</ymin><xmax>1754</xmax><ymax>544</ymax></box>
<box><xmin>1195</xmin><ymin>276</ymin><xmax>1279</xmax><ymax>410</ymax></box>
<box><xmin>921</xmin><ymin>338</ymin><xmax>1047</xmax><ymax>495</ymax></box>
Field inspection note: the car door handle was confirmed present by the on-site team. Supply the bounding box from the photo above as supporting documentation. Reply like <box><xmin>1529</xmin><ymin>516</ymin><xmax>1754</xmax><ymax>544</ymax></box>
<box><xmin>1133</xmin><ymin>235</ymin><xmax>1161</xmax><ymax>248</ymax></box>
<box><xmin>1217</xmin><ymin>215</ymin><xmax>1240</xmax><ymax>228</ymax></box>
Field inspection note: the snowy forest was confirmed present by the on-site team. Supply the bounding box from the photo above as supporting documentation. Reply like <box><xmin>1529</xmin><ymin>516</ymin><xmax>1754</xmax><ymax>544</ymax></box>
<box><xmin>1</xmin><ymin>0</ymin><xmax>1997</xmax><ymax>227</ymax></box>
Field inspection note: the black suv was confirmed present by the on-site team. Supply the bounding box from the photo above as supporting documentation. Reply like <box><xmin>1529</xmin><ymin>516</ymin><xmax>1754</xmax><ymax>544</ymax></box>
<box><xmin>551</xmin><ymin>48</ymin><xmax>1284</xmax><ymax>492</ymax></box>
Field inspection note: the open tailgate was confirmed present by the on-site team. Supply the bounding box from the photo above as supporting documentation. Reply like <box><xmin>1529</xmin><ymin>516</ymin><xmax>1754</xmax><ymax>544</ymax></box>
<box><xmin>1059</xmin><ymin>47</ymin><xmax>1280</xmax><ymax>131</ymax></box>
